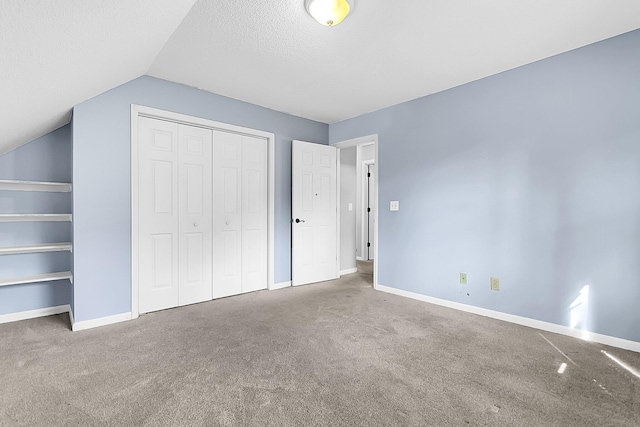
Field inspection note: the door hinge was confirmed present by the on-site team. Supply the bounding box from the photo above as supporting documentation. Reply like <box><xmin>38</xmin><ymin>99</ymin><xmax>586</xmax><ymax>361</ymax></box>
<box><xmin>367</xmin><ymin>172</ymin><xmax>371</xmax><ymax>177</ymax></box>
<box><xmin>367</xmin><ymin>242</ymin><xmax>371</xmax><ymax>247</ymax></box>
<box><xmin>367</xmin><ymin>207</ymin><xmax>371</xmax><ymax>212</ymax></box>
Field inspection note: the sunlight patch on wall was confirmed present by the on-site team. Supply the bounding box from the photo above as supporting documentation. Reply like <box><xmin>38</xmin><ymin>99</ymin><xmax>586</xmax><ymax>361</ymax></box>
<box><xmin>569</xmin><ymin>283</ymin><xmax>590</xmax><ymax>340</ymax></box>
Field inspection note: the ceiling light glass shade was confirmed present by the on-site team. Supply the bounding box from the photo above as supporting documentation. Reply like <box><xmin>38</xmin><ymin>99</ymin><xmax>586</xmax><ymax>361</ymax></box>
<box><xmin>305</xmin><ymin>0</ymin><xmax>352</xmax><ymax>26</ymax></box>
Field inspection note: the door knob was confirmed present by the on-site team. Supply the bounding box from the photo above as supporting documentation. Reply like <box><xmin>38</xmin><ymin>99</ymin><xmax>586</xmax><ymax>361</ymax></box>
<box><xmin>295</xmin><ymin>218</ymin><xmax>305</xmax><ymax>223</ymax></box>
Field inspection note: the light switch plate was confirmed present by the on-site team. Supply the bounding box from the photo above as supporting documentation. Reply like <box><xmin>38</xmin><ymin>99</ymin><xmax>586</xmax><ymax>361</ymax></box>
<box><xmin>348</xmin><ymin>203</ymin><xmax>353</xmax><ymax>211</ymax></box>
<box><xmin>390</xmin><ymin>201</ymin><xmax>399</xmax><ymax>211</ymax></box>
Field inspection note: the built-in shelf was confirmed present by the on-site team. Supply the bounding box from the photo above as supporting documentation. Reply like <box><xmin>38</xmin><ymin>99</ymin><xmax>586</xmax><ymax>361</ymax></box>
<box><xmin>0</xmin><ymin>214</ymin><xmax>72</xmax><ymax>222</ymax></box>
<box><xmin>0</xmin><ymin>271</ymin><xmax>73</xmax><ymax>288</ymax></box>
<box><xmin>0</xmin><ymin>179</ymin><xmax>72</xmax><ymax>192</ymax></box>
<box><xmin>0</xmin><ymin>242</ymin><xmax>73</xmax><ymax>255</ymax></box>
<box><xmin>0</xmin><ymin>179</ymin><xmax>74</xmax><ymax>295</ymax></box>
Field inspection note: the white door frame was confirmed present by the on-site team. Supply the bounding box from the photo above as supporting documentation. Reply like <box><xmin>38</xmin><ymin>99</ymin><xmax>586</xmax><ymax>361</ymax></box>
<box><xmin>332</xmin><ymin>135</ymin><xmax>379</xmax><ymax>289</ymax></box>
<box><xmin>130</xmin><ymin>105</ymin><xmax>275</xmax><ymax>319</ymax></box>
<box><xmin>361</xmin><ymin>159</ymin><xmax>375</xmax><ymax>261</ymax></box>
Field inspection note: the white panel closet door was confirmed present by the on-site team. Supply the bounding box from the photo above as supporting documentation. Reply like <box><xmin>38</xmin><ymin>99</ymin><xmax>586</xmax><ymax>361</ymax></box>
<box><xmin>138</xmin><ymin>117</ymin><xmax>180</xmax><ymax>313</ymax></box>
<box><xmin>138</xmin><ymin>117</ymin><xmax>213</xmax><ymax>313</ymax></box>
<box><xmin>178</xmin><ymin>125</ymin><xmax>213</xmax><ymax>306</ymax></box>
<box><xmin>214</xmin><ymin>131</ymin><xmax>243</xmax><ymax>298</ymax></box>
<box><xmin>213</xmin><ymin>131</ymin><xmax>268</xmax><ymax>298</ymax></box>
<box><xmin>241</xmin><ymin>135</ymin><xmax>267</xmax><ymax>293</ymax></box>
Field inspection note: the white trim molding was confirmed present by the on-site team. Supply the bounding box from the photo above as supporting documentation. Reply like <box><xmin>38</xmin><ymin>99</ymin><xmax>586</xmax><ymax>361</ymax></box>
<box><xmin>271</xmin><ymin>281</ymin><xmax>291</xmax><ymax>290</ymax></box>
<box><xmin>0</xmin><ymin>304</ymin><xmax>70</xmax><ymax>325</ymax></box>
<box><xmin>359</xmin><ymin>158</ymin><xmax>375</xmax><ymax>262</ymax></box>
<box><xmin>331</xmin><ymin>135</ymin><xmax>377</xmax><ymax>149</ymax></box>
<box><xmin>340</xmin><ymin>268</ymin><xmax>358</xmax><ymax>276</ymax></box>
<box><xmin>72</xmin><ymin>312</ymin><xmax>132</xmax><ymax>332</ymax></box>
<box><xmin>377</xmin><ymin>285</ymin><xmax>640</xmax><ymax>353</ymax></box>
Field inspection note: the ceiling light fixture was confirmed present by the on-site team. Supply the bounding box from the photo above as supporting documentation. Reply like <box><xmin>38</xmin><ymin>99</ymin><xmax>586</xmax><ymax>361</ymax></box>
<box><xmin>305</xmin><ymin>0</ymin><xmax>353</xmax><ymax>27</ymax></box>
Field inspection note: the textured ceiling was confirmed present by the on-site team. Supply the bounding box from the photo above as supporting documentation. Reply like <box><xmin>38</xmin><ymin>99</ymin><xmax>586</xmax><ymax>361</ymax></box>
<box><xmin>2</xmin><ymin>0</ymin><xmax>640</xmax><ymax>154</ymax></box>
<box><xmin>0</xmin><ymin>0</ymin><xmax>197</xmax><ymax>154</ymax></box>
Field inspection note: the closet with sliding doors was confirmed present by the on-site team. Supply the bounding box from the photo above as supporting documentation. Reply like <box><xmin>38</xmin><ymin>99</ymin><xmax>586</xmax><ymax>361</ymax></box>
<box><xmin>135</xmin><ymin>113</ymin><xmax>268</xmax><ymax>314</ymax></box>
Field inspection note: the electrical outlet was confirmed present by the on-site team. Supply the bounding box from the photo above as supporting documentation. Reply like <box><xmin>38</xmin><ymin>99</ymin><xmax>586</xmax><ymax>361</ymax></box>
<box><xmin>491</xmin><ymin>277</ymin><xmax>500</xmax><ymax>291</ymax></box>
<box><xmin>460</xmin><ymin>273</ymin><xmax>467</xmax><ymax>284</ymax></box>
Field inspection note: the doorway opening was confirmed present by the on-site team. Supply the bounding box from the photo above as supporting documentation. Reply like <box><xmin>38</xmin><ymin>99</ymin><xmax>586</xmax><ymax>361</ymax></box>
<box><xmin>334</xmin><ymin>135</ymin><xmax>378</xmax><ymax>288</ymax></box>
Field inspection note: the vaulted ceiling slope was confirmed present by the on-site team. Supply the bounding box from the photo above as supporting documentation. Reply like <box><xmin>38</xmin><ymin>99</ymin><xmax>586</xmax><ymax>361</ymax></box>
<box><xmin>0</xmin><ymin>0</ymin><xmax>198</xmax><ymax>155</ymax></box>
<box><xmin>2</xmin><ymin>0</ymin><xmax>639</xmax><ymax>155</ymax></box>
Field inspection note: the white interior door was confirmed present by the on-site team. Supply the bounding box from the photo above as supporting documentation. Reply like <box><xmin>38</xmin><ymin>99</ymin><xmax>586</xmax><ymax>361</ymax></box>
<box><xmin>214</xmin><ymin>131</ymin><xmax>268</xmax><ymax>297</ymax></box>
<box><xmin>292</xmin><ymin>140</ymin><xmax>337</xmax><ymax>286</ymax></box>
<box><xmin>138</xmin><ymin>117</ymin><xmax>180</xmax><ymax>313</ymax></box>
<box><xmin>178</xmin><ymin>125</ymin><xmax>213</xmax><ymax>306</ymax></box>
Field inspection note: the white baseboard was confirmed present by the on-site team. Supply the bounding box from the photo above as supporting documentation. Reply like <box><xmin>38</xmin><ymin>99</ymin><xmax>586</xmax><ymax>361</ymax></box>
<box><xmin>72</xmin><ymin>312</ymin><xmax>132</xmax><ymax>332</ymax></box>
<box><xmin>340</xmin><ymin>268</ymin><xmax>358</xmax><ymax>276</ymax></box>
<box><xmin>271</xmin><ymin>281</ymin><xmax>291</xmax><ymax>290</ymax></box>
<box><xmin>0</xmin><ymin>304</ymin><xmax>71</xmax><ymax>325</ymax></box>
<box><xmin>377</xmin><ymin>285</ymin><xmax>640</xmax><ymax>353</ymax></box>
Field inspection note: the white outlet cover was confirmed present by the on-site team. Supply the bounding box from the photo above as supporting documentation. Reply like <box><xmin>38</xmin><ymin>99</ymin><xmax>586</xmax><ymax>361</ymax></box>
<box><xmin>390</xmin><ymin>201</ymin><xmax>399</xmax><ymax>211</ymax></box>
<box><xmin>348</xmin><ymin>203</ymin><xmax>353</xmax><ymax>211</ymax></box>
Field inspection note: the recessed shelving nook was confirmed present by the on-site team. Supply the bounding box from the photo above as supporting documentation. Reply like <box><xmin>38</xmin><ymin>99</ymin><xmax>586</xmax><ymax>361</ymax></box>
<box><xmin>0</xmin><ymin>179</ymin><xmax>73</xmax><ymax>287</ymax></box>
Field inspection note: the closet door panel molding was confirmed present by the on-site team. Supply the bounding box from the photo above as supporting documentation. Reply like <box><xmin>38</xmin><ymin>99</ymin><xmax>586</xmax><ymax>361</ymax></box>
<box><xmin>178</xmin><ymin>124</ymin><xmax>213</xmax><ymax>306</ymax></box>
<box><xmin>241</xmin><ymin>135</ymin><xmax>267</xmax><ymax>293</ymax></box>
<box><xmin>137</xmin><ymin>117</ymin><xmax>180</xmax><ymax>314</ymax></box>
<box><xmin>213</xmin><ymin>131</ymin><xmax>243</xmax><ymax>298</ymax></box>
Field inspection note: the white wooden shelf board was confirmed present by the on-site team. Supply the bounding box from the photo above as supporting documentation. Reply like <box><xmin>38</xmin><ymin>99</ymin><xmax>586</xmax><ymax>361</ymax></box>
<box><xmin>0</xmin><ymin>271</ymin><xmax>73</xmax><ymax>287</ymax></box>
<box><xmin>0</xmin><ymin>242</ymin><xmax>72</xmax><ymax>255</ymax></box>
<box><xmin>0</xmin><ymin>180</ymin><xmax>72</xmax><ymax>192</ymax></box>
<box><xmin>0</xmin><ymin>214</ymin><xmax>72</xmax><ymax>222</ymax></box>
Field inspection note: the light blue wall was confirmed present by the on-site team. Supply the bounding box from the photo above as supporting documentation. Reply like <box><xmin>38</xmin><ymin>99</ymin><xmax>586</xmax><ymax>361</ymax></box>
<box><xmin>340</xmin><ymin>146</ymin><xmax>357</xmax><ymax>271</ymax></box>
<box><xmin>0</xmin><ymin>125</ymin><xmax>73</xmax><ymax>315</ymax></box>
<box><xmin>73</xmin><ymin>76</ymin><xmax>328</xmax><ymax>322</ymax></box>
<box><xmin>329</xmin><ymin>30</ymin><xmax>640</xmax><ymax>343</ymax></box>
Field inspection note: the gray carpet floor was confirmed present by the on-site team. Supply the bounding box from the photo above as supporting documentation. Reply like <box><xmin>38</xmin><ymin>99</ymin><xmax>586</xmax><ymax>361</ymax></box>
<box><xmin>1</xmin><ymin>273</ymin><xmax>639</xmax><ymax>426</ymax></box>
<box><xmin>356</xmin><ymin>259</ymin><xmax>373</xmax><ymax>275</ymax></box>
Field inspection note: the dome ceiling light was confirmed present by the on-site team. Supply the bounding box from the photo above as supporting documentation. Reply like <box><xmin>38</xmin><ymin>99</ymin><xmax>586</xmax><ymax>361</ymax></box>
<box><xmin>305</xmin><ymin>0</ymin><xmax>353</xmax><ymax>27</ymax></box>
